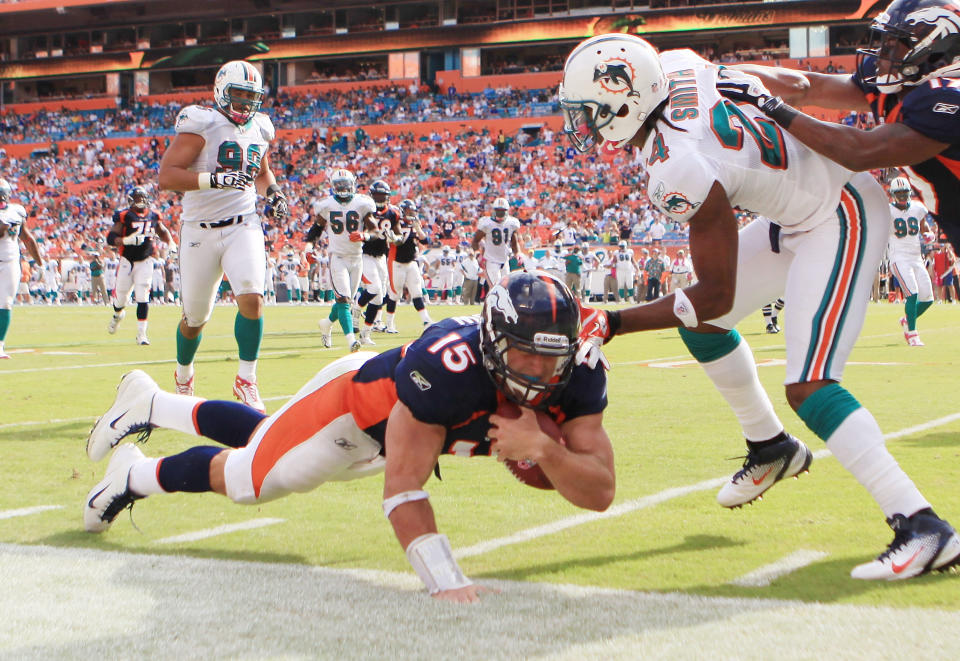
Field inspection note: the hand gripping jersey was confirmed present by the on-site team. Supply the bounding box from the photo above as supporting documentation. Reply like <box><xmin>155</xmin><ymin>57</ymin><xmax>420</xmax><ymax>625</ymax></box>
<box><xmin>642</xmin><ymin>51</ymin><xmax>853</xmax><ymax>233</ymax></box>
<box><xmin>315</xmin><ymin>194</ymin><xmax>376</xmax><ymax>257</ymax></box>
<box><xmin>887</xmin><ymin>200</ymin><xmax>930</xmax><ymax>261</ymax></box>
<box><xmin>364</xmin><ymin>205</ymin><xmax>400</xmax><ymax>258</ymax></box>
<box><xmin>0</xmin><ymin>202</ymin><xmax>27</xmax><ymax>262</ymax></box>
<box><xmin>349</xmin><ymin>316</ymin><xmax>607</xmax><ymax>456</ymax></box>
<box><xmin>477</xmin><ymin>215</ymin><xmax>521</xmax><ymax>264</ymax></box>
<box><xmin>855</xmin><ymin>57</ymin><xmax>960</xmax><ymax>228</ymax></box>
<box><xmin>113</xmin><ymin>206</ymin><xmax>161</xmax><ymax>262</ymax></box>
<box><xmin>175</xmin><ymin>105</ymin><xmax>275</xmax><ymax>222</ymax></box>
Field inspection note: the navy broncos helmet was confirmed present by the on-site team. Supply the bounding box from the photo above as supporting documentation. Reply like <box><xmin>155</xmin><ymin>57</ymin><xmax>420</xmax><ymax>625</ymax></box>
<box><xmin>481</xmin><ymin>271</ymin><xmax>580</xmax><ymax>409</ymax></box>
<box><xmin>858</xmin><ymin>0</ymin><xmax>960</xmax><ymax>93</ymax></box>
<box><xmin>127</xmin><ymin>186</ymin><xmax>151</xmax><ymax>211</ymax></box>
<box><xmin>370</xmin><ymin>179</ymin><xmax>391</xmax><ymax>210</ymax></box>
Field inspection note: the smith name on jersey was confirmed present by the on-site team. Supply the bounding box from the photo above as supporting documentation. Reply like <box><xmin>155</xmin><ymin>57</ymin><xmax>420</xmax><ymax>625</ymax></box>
<box><xmin>855</xmin><ymin>56</ymin><xmax>960</xmax><ymax>224</ymax></box>
<box><xmin>175</xmin><ymin>105</ymin><xmax>275</xmax><ymax>222</ymax></box>
<box><xmin>641</xmin><ymin>50</ymin><xmax>853</xmax><ymax>233</ymax></box>
<box><xmin>344</xmin><ymin>317</ymin><xmax>607</xmax><ymax>457</ymax></box>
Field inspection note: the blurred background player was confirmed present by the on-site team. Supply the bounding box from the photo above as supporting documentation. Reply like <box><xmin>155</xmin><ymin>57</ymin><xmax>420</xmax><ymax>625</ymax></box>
<box><xmin>383</xmin><ymin>198</ymin><xmax>432</xmax><ymax>332</ymax></box>
<box><xmin>762</xmin><ymin>298</ymin><xmax>785</xmax><ymax>334</ymax></box>
<box><xmin>0</xmin><ymin>178</ymin><xmax>44</xmax><ymax>359</ymax></box>
<box><xmin>472</xmin><ymin>197</ymin><xmax>521</xmax><ymax>291</ymax></box>
<box><xmin>356</xmin><ymin>179</ymin><xmax>398</xmax><ymax>341</ymax></box>
<box><xmin>280</xmin><ymin>250</ymin><xmax>302</xmax><ymax>304</ymax></box>
<box><xmin>615</xmin><ymin>241</ymin><xmax>638</xmax><ymax>303</ymax></box>
<box><xmin>158</xmin><ymin>59</ymin><xmax>289</xmax><ymax>412</ymax></box>
<box><xmin>310</xmin><ymin>168</ymin><xmax>376</xmax><ymax>351</ymax></box>
<box><xmin>83</xmin><ymin>271</ymin><xmax>614</xmax><ymax>604</ymax></box>
<box><xmin>433</xmin><ymin>245</ymin><xmax>456</xmax><ymax>304</ymax></box>
<box><xmin>887</xmin><ymin>177</ymin><xmax>934</xmax><ymax>346</ymax></box>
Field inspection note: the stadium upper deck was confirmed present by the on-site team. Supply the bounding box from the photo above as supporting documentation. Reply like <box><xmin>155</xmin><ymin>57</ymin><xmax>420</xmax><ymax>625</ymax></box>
<box><xmin>0</xmin><ymin>0</ymin><xmax>875</xmax><ymax>105</ymax></box>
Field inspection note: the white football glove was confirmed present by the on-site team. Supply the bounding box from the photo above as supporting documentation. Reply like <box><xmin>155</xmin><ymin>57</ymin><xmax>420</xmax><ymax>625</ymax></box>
<box><xmin>211</xmin><ymin>170</ymin><xmax>253</xmax><ymax>191</ymax></box>
<box><xmin>122</xmin><ymin>234</ymin><xmax>147</xmax><ymax>246</ymax></box>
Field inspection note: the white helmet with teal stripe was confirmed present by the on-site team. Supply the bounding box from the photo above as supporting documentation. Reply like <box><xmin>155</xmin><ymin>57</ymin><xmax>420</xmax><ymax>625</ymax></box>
<box><xmin>213</xmin><ymin>60</ymin><xmax>264</xmax><ymax>125</ymax></box>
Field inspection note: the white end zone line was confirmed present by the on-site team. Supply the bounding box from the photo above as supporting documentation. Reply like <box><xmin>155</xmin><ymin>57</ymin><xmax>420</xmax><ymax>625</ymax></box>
<box><xmin>457</xmin><ymin>411</ymin><xmax>960</xmax><ymax>560</ymax></box>
<box><xmin>729</xmin><ymin>550</ymin><xmax>829</xmax><ymax>587</ymax></box>
<box><xmin>155</xmin><ymin>518</ymin><xmax>285</xmax><ymax>544</ymax></box>
<box><xmin>0</xmin><ymin>505</ymin><xmax>62</xmax><ymax>520</ymax></box>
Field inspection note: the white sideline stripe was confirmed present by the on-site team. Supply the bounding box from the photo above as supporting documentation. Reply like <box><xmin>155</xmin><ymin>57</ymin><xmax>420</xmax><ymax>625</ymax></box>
<box><xmin>0</xmin><ymin>505</ymin><xmax>62</xmax><ymax>520</ymax></box>
<box><xmin>729</xmin><ymin>550</ymin><xmax>829</xmax><ymax>587</ymax></box>
<box><xmin>155</xmin><ymin>518</ymin><xmax>285</xmax><ymax>544</ymax></box>
<box><xmin>457</xmin><ymin>411</ymin><xmax>960</xmax><ymax>559</ymax></box>
<box><xmin>455</xmin><ymin>477</ymin><xmax>728</xmax><ymax>559</ymax></box>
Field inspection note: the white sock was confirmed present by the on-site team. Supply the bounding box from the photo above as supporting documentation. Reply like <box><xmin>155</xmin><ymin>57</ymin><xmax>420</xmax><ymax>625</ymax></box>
<box><xmin>176</xmin><ymin>363</ymin><xmax>194</xmax><ymax>383</ymax></box>
<box><xmin>137</xmin><ymin>320</ymin><xmax>148</xmax><ymax>334</ymax></box>
<box><xmin>128</xmin><ymin>457</ymin><xmax>165</xmax><ymax>496</ymax></box>
<box><xmin>151</xmin><ymin>390</ymin><xmax>206</xmax><ymax>436</ymax></box>
<box><xmin>345</xmin><ymin>332</ymin><xmax>356</xmax><ymax>346</ymax></box>
<box><xmin>237</xmin><ymin>359</ymin><xmax>257</xmax><ymax>381</ymax></box>
<box><xmin>385</xmin><ymin>312</ymin><xmax>395</xmax><ymax>326</ymax></box>
<box><xmin>826</xmin><ymin>408</ymin><xmax>930</xmax><ymax>519</ymax></box>
<box><xmin>418</xmin><ymin>308</ymin><xmax>431</xmax><ymax>323</ymax></box>
<box><xmin>699</xmin><ymin>340</ymin><xmax>783</xmax><ymax>441</ymax></box>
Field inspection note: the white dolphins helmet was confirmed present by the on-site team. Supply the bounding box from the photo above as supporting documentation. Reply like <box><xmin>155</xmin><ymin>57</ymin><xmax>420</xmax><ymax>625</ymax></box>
<box><xmin>330</xmin><ymin>168</ymin><xmax>357</xmax><ymax>202</ymax></box>
<box><xmin>559</xmin><ymin>33</ymin><xmax>669</xmax><ymax>153</ymax></box>
<box><xmin>214</xmin><ymin>60</ymin><xmax>264</xmax><ymax>125</ymax></box>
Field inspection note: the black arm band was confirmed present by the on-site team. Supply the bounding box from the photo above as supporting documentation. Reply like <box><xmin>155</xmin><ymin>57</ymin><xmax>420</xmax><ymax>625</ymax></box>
<box><xmin>606</xmin><ymin>310</ymin><xmax>622</xmax><ymax>342</ymax></box>
<box><xmin>762</xmin><ymin>98</ymin><xmax>799</xmax><ymax>129</ymax></box>
<box><xmin>107</xmin><ymin>231</ymin><xmax>120</xmax><ymax>246</ymax></box>
<box><xmin>266</xmin><ymin>183</ymin><xmax>283</xmax><ymax>198</ymax></box>
<box><xmin>306</xmin><ymin>223</ymin><xmax>322</xmax><ymax>243</ymax></box>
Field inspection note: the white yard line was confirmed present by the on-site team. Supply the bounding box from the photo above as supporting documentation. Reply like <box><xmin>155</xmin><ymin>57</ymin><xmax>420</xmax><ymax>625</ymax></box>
<box><xmin>729</xmin><ymin>550</ymin><xmax>829</xmax><ymax>587</ymax></box>
<box><xmin>458</xmin><ymin>412</ymin><xmax>960</xmax><ymax>559</ymax></box>
<box><xmin>155</xmin><ymin>518</ymin><xmax>285</xmax><ymax>544</ymax></box>
<box><xmin>0</xmin><ymin>505</ymin><xmax>62</xmax><ymax>520</ymax></box>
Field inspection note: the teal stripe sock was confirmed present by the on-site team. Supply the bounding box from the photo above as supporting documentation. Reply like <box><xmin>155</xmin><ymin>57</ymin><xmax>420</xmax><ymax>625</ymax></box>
<box><xmin>678</xmin><ymin>327</ymin><xmax>742</xmax><ymax>363</ymax></box>
<box><xmin>176</xmin><ymin>326</ymin><xmax>203</xmax><ymax>366</ymax></box>
<box><xmin>796</xmin><ymin>383</ymin><xmax>862</xmax><ymax>441</ymax></box>
<box><xmin>337</xmin><ymin>302</ymin><xmax>353</xmax><ymax>335</ymax></box>
<box><xmin>916</xmin><ymin>299</ymin><xmax>933</xmax><ymax>318</ymax></box>
<box><xmin>905</xmin><ymin>294</ymin><xmax>918</xmax><ymax>331</ymax></box>
<box><xmin>234</xmin><ymin>312</ymin><xmax>263</xmax><ymax>362</ymax></box>
<box><xmin>0</xmin><ymin>308</ymin><xmax>10</xmax><ymax>342</ymax></box>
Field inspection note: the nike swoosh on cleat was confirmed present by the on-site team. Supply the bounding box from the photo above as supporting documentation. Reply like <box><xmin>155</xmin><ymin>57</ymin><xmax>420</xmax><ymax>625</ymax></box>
<box><xmin>892</xmin><ymin>549</ymin><xmax>923</xmax><ymax>574</ymax></box>
<box><xmin>752</xmin><ymin>468</ymin><xmax>773</xmax><ymax>486</ymax></box>
<box><xmin>109</xmin><ymin>411</ymin><xmax>128</xmax><ymax>431</ymax></box>
<box><xmin>87</xmin><ymin>486</ymin><xmax>109</xmax><ymax>509</ymax></box>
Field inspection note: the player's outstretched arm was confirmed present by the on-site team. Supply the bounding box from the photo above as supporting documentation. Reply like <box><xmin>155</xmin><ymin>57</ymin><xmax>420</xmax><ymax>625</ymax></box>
<box><xmin>729</xmin><ymin>64</ymin><xmax>870</xmax><ymax>111</ymax></box>
<box><xmin>383</xmin><ymin>401</ymin><xmax>496</xmax><ymax>603</ymax></box>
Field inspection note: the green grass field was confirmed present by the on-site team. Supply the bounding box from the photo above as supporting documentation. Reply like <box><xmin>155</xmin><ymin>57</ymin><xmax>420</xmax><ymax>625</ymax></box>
<box><xmin>2</xmin><ymin>300</ymin><xmax>960</xmax><ymax>659</ymax></box>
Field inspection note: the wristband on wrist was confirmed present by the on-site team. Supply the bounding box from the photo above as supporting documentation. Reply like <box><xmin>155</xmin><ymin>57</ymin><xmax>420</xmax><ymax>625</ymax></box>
<box><xmin>606</xmin><ymin>309</ymin><xmax>622</xmax><ymax>341</ymax></box>
<box><xmin>198</xmin><ymin>172</ymin><xmax>212</xmax><ymax>190</ymax></box>
<box><xmin>673</xmin><ymin>288</ymin><xmax>699</xmax><ymax>328</ymax></box>
<box><xmin>266</xmin><ymin>183</ymin><xmax>282</xmax><ymax>198</ymax></box>
<box><xmin>762</xmin><ymin>98</ymin><xmax>798</xmax><ymax>129</ymax></box>
<box><xmin>405</xmin><ymin>533</ymin><xmax>473</xmax><ymax>594</ymax></box>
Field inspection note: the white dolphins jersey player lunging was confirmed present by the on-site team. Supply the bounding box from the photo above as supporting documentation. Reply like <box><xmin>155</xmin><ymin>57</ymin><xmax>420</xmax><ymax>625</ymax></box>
<box><xmin>472</xmin><ymin>197</ymin><xmax>521</xmax><ymax>287</ymax></box>
<box><xmin>311</xmin><ymin>169</ymin><xmax>376</xmax><ymax>352</ymax></box>
<box><xmin>159</xmin><ymin>60</ymin><xmax>289</xmax><ymax>413</ymax></box>
<box><xmin>886</xmin><ymin>176</ymin><xmax>933</xmax><ymax>346</ymax></box>
<box><xmin>0</xmin><ymin>178</ymin><xmax>44</xmax><ymax>358</ymax></box>
<box><xmin>564</xmin><ymin>33</ymin><xmax>960</xmax><ymax>580</ymax></box>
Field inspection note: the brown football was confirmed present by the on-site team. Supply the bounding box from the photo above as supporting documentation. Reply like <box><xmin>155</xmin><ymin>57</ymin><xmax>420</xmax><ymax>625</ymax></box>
<box><xmin>495</xmin><ymin>400</ymin><xmax>564</xmax><ymax>490</ymax></box>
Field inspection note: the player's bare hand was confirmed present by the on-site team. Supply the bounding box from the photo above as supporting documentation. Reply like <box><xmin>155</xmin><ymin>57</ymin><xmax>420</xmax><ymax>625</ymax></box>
<box><xmin>210</xmin><ymin>170</ymin><xmax>253</xmax><ymax>191</ymax></box>
<box><xmin>431</xmin><ymin>584</ymin><xmax>499</xmax><ymax>603</ymax></box>
<box><xmin>348</xmin><ymin>231</ymin><xmax>365</xmax><ymax>242</ymax></box>
<box><xmin>489</xmin><ymin>407</ymin><xmax>548</xmax><ymax>462</ymax></box>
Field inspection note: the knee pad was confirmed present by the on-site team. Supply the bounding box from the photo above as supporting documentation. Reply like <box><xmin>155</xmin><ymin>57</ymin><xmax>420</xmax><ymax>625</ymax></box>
<box><xmin>678</xmin><ymin>327</ymin><xmax>742</xmax><ymax>363</ymax></box>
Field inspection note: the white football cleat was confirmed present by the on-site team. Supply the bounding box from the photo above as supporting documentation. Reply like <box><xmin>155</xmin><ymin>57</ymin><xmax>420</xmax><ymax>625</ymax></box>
<box><xmin>87</xmin><ymin>369</ymin><xmax>159</xmax><ymax>461</ymax></box>
<box><xmin>0</xmin><ymin>351</ymin><xmax>10</xmax><ymax>359</ymax></box>
<box><xmin>717</xmin><ymin>433</ymin><xmax>812</xmax><ymax>508</ymax></box>
<box><xmin>174</xmin><ymin>371</ymin><xmax>194</xmax><ymax>396</ymax></box>
<box><xmin>906</xmin><ymin>331</ymin><xmax>924</xmax><ymax>347</ymax></box>
<box><xmin>350</xmin><ymin>340</ymin><xmax>362</xmax><ymax>353</ymax></box>
<box><xmin>107</xmin><ymin>309</ymin><xmax>125</xmax><ymax>334</ymax></box>
<box><xmin>84</xmin><ymin>443</ymin><xmax>145</xmax><ymax>533</ymax></box>
<box><xmin>359</xmin><ymin>330</ymin><xmax>376</xmax><ymax>346</ymax></box>
<box><xmin>318</xmin><ymin>318</ymin><xmax>333</xmax><ymax>348</ymax></box>
<box><xmin>851</xmin><ymin>509</ymin><xmax>960</xmax><ymax>580</ymax></box>
<box><xmin>385</xmin><ymin>325</ymin><xmax>399</xmax><ymax>334</ymax></box>
<box><xmin>136</xmin><ymin>333</ymin><xmax>150</xmax><ymax>346</ymax></box>
<box><xmin>233</xmin><ymin>375</ymin><xmax>266</xmax><ymax>413</ymax></box>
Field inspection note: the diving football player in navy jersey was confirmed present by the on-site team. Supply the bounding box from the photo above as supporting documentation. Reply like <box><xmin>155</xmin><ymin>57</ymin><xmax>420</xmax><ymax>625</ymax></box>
<box><xmin>83</xmin><ymin>271</ymin><xmax>614</xmax><ymax>603</ymax></box>
<box><xmin>718</xmin><ymin>0</ymin><xmax>960</xmax><ymax>249</ymax></box>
